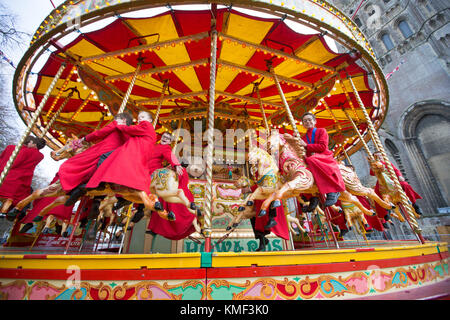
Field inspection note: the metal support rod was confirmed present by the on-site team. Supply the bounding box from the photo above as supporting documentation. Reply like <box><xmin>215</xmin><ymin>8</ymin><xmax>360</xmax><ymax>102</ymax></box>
<box><xmin>345</xmin><ymin>73</ymin><xmax>424</xmax><ymax>243</ymax></box>
<box><xmin>270</xmin><ymin>66</ymin><xmax>300</xmax><ymax>138</ymax></box>
<box><xmin>119</xmin><ymin>204</ymin><xmax>133</xmax><ymax>254</ymax></box>
<box><xmin>0</xmin><ymin>62</ymin><xmax>66</xmax><ymax>187</ymax></box>
<box><xmin>319</xmin><ymin>195</ymin><xmax>340</xmax><ymax>249</ymax></box>
<box><xmin>203</xmin><ymin>28</ymin><xmax>218</xmax><ymax>253</ymax></box>
<box><xmin>255</xmin><ymin>84</ymin><xmax>270</xmax><ymax>134</ymax></box>
<box><xmin>153</xmin><ymin>80</ymin><xmax>169</xmax><ymax>128</ymax></box>
<box><xmin>64</xmin><ymin>197</ymin><xmax>87</xmax><ymax>254</ymax></box>
<box><xmin>117</xmin><ymin>61</ymin><xmax>142</xmax><ymax>114</ymax></box>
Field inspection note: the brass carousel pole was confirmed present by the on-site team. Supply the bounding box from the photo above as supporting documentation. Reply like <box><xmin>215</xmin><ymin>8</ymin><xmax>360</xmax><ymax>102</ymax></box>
<box><xmin>153</xmin><ymin>80</ymin><xmax>169</xmax><ymax>128</ymax></box>
<box><xmin>344</xmin><ymin>73</ymin><xmax>424</xmax><ymax>244</ymax></box>
<box><xmin>255</xmin><ymin>84</ymin><xmax>270</xmax><ymax>134</ymax></box>
<box><xmin>269</xmin><ymin>65</ymin><xmax>340</xmax><ymax>249</ymax></box>
<box><xmin>0</xmin><ymin>62</ymin><xmax>66</xmax><ymax>187</ymax></box>
<box><xmin>117</xmin><ymin>59</ymin><xmax>142</xmax><ymax>114</ymax></box>
<box><xmin>203</xmin><ymin>22</ymin><xmax>218</xmax><ymax>252</ymax></box>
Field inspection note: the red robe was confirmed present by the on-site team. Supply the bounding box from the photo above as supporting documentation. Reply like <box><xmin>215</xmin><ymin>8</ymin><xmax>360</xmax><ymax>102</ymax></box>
<box><xmin>58</xmin><ymin>121</ymin><xmax>128</xmax><ymax>192</ymax></box>
<box><xmin>86</xmin><ymin>120</ymin><xmax>156</xmax><ymax>192</ymax></box>
<box><xmin>0</xmin><ymin>145</ymin><xmax>44</xmax><ymax>205</ymax></box>
<box><xmin>147</xmin><ymin>144</ymin><xmax>196</xmax><ymax>240</ymax></box>
<box><xmin>250</xmin><ymin>185</ymin><xmax>290</xmax><ymax>240</ymax></box>
<box><xmin>21</xmin><ymin>174</ymin><xmax>75</xmax><ymax>223</ymax></box>
<box><xmin>302</xmin><ymin>128</ymin><xmax>345</xmax><ymax>194</ymax></box>
<box><xmin>356</xmin><ymin>196</ymin><xmax>385</xmax><ymax>232</ymax></box>
<box><xmin>370</xmin><ymin>161</ymin><xmax>422</xmax><ymax>218</ymax></box>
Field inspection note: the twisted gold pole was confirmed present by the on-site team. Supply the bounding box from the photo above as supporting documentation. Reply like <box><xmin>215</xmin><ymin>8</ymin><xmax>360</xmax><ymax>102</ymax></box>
<box><xmin>271</xmin><ymin>67</ymin><xmax>300</xmax><ymax>138</ymax></box>
<box><xmin>153</xmin><ymin>80</ymin><xmax>169</xmax><ymax>128</ymax></box>
<box><xmin>203</xmin><ymin>29</ymin><xmax>218</xmax><ymax>250</ymax></box>
<box><xmin>0</xmin><ymin>62</ymin><xmax>67</xmax><ymax>187</ymax></box>
<box><xmin>255</xmin><ymin>84</ymin><xmax>270</xmax><ymax>134</ymax></box>
<box><xmin>346</xmin><ymin>74</ymin><xmax>424</xmax><ymax>242</ymax></box>
<box><xmin>118</xmin><ymin>61</ymin><xmax>141</xmax><ymax>114</ymax></box>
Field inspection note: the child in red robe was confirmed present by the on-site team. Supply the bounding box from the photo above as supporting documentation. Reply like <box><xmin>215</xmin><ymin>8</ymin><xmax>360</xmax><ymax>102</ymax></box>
<box><xmin>0</xmin><ymin>136</ymin><xmax>44</xmax><ymax>213</ymax></box>
<box><xmin>59</xmin><ymin>113</ymin><xmax>132</xmax><ymax>205</ymax></box>
<box><xmin>298</xmin><ymin>112</ymin><xmax>345</xmax><ymax>211</ymax></box>
<box><xmin>146</xmin><ymin>132</ymin><xmax>197</xmax><ymax>240</ymax></box>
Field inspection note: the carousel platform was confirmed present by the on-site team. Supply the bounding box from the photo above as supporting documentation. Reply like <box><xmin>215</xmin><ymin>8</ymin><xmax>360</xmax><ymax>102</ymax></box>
<box><xmin>0</xmin><ymin>240</ymin><xmax>448</xmax><ymax>300</ymax></box>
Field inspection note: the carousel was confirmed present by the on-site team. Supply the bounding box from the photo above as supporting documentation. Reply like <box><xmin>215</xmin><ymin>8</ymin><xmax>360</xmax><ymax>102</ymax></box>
<box><xmin>0</xmin><ymin>0</ymin><xmax>448</xmax><ymax>300</ymax></box>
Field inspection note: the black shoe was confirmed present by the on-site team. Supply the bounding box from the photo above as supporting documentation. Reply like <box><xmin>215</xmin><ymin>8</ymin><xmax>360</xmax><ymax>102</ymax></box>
<box><xmin>7</xmin><ymin>208</ymin><xmax>23</xmax><ymax>219</ymax></box>
<box><xmin>154</xmin><ymin>202</ymin><xmax>163</xmax><ymax>211</ymax></box>
<box><xmin>412</xmin><ymin>203</ymin><xmax>423</xmax><ymax>215</ymax></box>
<box><xmin>65</xmin><ymin>185</ymin><xmax>87</xmax><ymax>206</ymax></box>
<box><xmin>19</xmin><ymin>223</ymin><xmax>34</xmax><ymax>233</ymax></box>
<box><xmin>301</xmin><ymin>197</ymin><xmax>319</xmax><ymax>212</ymax></box>
<box><xmin>258</xmin><ymin>209</ymin><xmax>267</xmax><ymax>217</ymax></box>
<box><xmin>167</xmin><ymin>211</ymin><xmax>176</xmax><ymax>221</ymax></box>
<box><xmin>33</xmin><ymin>216</ymin><xmax>43</xmax><ymax>222</ymax></box>
<box><xmin>256</xmin><ymin>236</ymin><xmax>269</xmax><ymax>252</ymax></box>
<box><xmin>265</xmin><ymin>219</ymin><xmax>277</xmax><ymax>230</ymax></box>
<box><xmin>324</xmin><ymin>192</ymin><xmax>340</xmax><ymax>207</ymax></box>
<box><xmin>270</xmin><ymin>200</ymin><xmax>281</xmax><ymax>209</ymax></box>
<box><xmin>114</xmin><ymin>197</ymin><xmax>132</xmax><ymax>211</ymax></box>
<box><xmin>131</xmin><ymin>206</ymin><xmax>145</xmax><ymax>223</ymax></box>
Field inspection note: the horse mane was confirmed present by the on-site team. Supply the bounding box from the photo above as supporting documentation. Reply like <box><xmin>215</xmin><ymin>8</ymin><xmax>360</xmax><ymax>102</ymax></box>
<box><xmin>283</xmin><ymin>133</ymin><xmax>306</xmax><ymax>158</ymax></box>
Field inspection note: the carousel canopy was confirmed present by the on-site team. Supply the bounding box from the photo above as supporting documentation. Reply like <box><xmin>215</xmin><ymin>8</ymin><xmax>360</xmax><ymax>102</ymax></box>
<box><xmin>13</xmin><ymin>1</ymin><xmax>388</xmax><ymax>159</ymax></box>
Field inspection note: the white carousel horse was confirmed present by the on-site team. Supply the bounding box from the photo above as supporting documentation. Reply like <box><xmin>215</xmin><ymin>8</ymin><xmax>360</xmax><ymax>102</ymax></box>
<box><xmin>226</xmin><ymin>175</ymin><xmax>306</xmax><ymax>236</ymax></box>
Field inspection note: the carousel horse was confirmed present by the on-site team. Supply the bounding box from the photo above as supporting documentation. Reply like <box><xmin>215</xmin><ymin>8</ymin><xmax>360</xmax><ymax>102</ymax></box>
<box><xmin>368</xmin><ymin>158</ymin><xmax>420</xmax><ymax>222</ymax></box>
<box><xmin>227</xmin><ymin>175</ymin><xmax>305</xmax><ymax>236</ymax></box>
<box><xmin>239</xmin><ymin>132</ymin><xmax>395</xmax><ymax>218</ymax></box>
<box><xmin>11</xmin><ymin>137</ymin><xmax>200</xmax><ymax>222</ymax></box>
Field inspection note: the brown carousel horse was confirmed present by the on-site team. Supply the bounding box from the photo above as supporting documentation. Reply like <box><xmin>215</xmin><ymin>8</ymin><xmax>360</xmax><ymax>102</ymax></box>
<box><xmin>368</xmin><ymin>158</ymin><xmax>420</xmax><ymax>222</ymax></box>
<box><xmin>238</xmin><ymin>132</ymin><xmax>395</xmax><ymax>218</ymax></box>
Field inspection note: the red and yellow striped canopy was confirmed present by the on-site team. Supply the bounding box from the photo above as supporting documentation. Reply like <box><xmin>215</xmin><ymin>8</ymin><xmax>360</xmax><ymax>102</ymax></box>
<box><xmin>31</xmin><ymin>7</ymin><xmax>378</xmax><ymax>153</ymax></box>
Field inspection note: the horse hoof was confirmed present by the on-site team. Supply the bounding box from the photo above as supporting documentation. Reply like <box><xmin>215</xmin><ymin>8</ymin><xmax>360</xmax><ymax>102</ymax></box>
<box><xmin>238</xmin><ymin>206</ymin><xmax>246</xmax><ymax>212</ymax></box>
<box><xmin>42</xmin><ymin>227</ymin><xmax>51</xmax><ymax>234</ymax></box>
<box><xmin>226</xmin><ymin>226</ymin><xmax>232</xmax><ymax>231</ymax></box>
<box><xmin>154</xmin><ymin>202</ymin><xmax>163</xmax><ymax>211</ymax></box>
<box><xmin>233</xmin><ymin>223</ymin><xmax>239</xmax><ymax>228</ymax></box>
<box><xmin>246</xmin><ymin>200</ymin><xmax>254</xmax><ymax>206</ymax></box>
<box><xmin>270</xmin><ymin>200</ymin><xmax>281</xmax><ymax>209</ymax></box>
<box><xmin>196</xmin><ymin>209</ymin><xmax>202</xmax><ymax>218</ymax></box>
<box><xmin>258</xmin><ymin>210</ymin><xmax>267</xmax><ymax>217</ymax></box>
<box><xmin>190</xmin><ymin>202</ymin><xmax>197</xmax><ymax>210</ymax></box>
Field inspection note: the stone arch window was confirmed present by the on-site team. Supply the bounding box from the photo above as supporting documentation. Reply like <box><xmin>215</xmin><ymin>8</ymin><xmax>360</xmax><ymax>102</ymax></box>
<box><xmin>384</xmin><ymin>139</ymin><xmax>407</xmax><ymax>178</ymax></box>
<box><xmin>381</xmin><ymin>33</ymin><xmax>395</xmax><ymax>51</ymax></box>
<box><xmin>398</xmin><ymin>20</ymin><xmax>414</xmax><ymax>39</ymax></box>
<box><xmin>401</xmin><ymin>101</ymin><xmax>450</xmax><ymax>213</ymax></box>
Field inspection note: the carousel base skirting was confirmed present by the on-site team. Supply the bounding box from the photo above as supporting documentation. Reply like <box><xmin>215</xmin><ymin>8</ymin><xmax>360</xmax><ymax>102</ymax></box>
<box><xmin>0</xmin><ymin>242</ymin><xmax>448</xmax><ymax>300</ymax></box>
